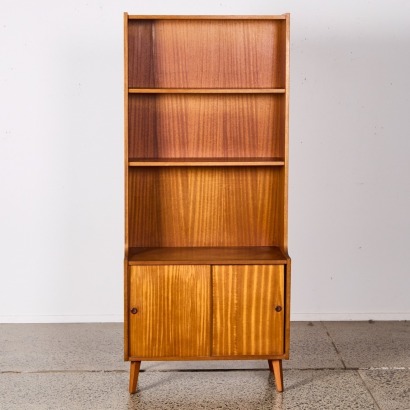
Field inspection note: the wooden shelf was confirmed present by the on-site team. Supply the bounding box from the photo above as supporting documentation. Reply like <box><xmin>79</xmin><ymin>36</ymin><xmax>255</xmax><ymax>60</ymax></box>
<box><xmin>128</xmin><ymin>15</ymin><xmax>287</xmax><ymax>20</ymax></box>
<box><xmin>129</xmin><ymin>88</ymin><xmax>286</xmax><ymax>94</ymax></box>
<box><xmin>128</xmin><ymin>247</ymin><xmax>288</xmax><ymax>265</ymax></box>
<box><xmin>129</xmin><ymin>158</ymin><xmax>285</xmax><ymax>166</ymax></box>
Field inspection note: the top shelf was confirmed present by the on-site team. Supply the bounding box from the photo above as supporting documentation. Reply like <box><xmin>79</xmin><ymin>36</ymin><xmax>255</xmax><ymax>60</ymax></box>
<box><xmin>127</xmin><ymin>19</ymin><xmax>287</xmax><ymax>89</ymax></box>
<box><xmin>127</xmin><ymin>15</ymin><xmax>287</xmax><ymax>20</ymax></box>
<box><xmin>129</xmin><ymin>157</ymin><xmax>285</xmax><ymax>166</ymax></box>
<box><xmin>129</xmin><ymin>88</ymin><xmax>286</xmax><ymax>94</ymax></box>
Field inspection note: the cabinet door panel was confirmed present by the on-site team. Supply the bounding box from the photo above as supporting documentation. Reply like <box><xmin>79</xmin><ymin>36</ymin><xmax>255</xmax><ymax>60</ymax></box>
<box><xmin>212</xmin><ymin>265</ymin><xmax>285</xmax><ymax>356</ymax></box>
<box><xmin>129</xmin><ymin>265</ymin><xmax>210</xmax><ymax>357</ymax></box>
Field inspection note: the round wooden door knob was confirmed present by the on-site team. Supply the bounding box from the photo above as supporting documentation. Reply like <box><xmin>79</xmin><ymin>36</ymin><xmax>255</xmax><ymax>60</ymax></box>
<box><xmin>275</xmin><ymin>306</ymin><xmax>282</xmax><ymax>312</ymax></box>
<box><xmin>130</xmin><ymin>307</ymin><xmax>138</xmax><ymax>314</ymax></box>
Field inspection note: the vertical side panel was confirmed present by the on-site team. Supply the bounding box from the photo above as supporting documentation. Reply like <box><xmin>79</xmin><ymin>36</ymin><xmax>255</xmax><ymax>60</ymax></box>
<box><xmin>124</xmin><ymin>12</ymin><xmax>129</xmax><ymax>255</ymax></box>
<box><xmin>283</xmin><ymin>14</ymin><xmax>290</xmax><ymax>252</ymax></box>
<box><xmin>283</xmin><ymin>15</ymin><xmax>291</xmax><ymax>359</ymax></box>
<box><xmin>124</xmin><ymin>12</ymin><xmax>130</xmax><ymax>361</ymax></box>
<box><xmin>284</xmin><ymin>259</ymin><xmax>291</xmax><ymax>357</ymax></box>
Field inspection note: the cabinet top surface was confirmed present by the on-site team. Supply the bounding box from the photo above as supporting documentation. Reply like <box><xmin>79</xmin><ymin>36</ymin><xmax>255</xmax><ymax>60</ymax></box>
<box><xmin>126</xmin><ymin>14</ymin><xmax>288</xmax><ymax>20</ymax></box>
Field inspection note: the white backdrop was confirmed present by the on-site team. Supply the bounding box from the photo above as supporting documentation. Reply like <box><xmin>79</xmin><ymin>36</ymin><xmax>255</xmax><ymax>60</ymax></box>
<box><xmin>1</xmin><ymin>1</ymin><xmax>409</xmax><ymax>322</ymax></box>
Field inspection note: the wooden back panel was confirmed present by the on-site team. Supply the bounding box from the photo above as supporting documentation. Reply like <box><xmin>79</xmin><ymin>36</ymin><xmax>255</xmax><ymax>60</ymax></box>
<box><xmin>128</xmin><ymin>167</ymin><xmax>284</xmax><ymax>247</ymax></box>
<box><xmin>128</xmin><ymin>19</ymin><xmax>286</xmax><ymax>88</ymax></box>
<box><xmin>128</xmin><ymin>94</ymin><xmax>285</xmax><ymax>159</ymax></box>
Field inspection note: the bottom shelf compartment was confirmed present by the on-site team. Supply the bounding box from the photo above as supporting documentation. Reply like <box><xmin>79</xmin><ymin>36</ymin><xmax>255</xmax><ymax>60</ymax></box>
<box><xmin>128</xmin><ymin>246</ymin><xmax>287</xmax><ymax>265</ymax></box>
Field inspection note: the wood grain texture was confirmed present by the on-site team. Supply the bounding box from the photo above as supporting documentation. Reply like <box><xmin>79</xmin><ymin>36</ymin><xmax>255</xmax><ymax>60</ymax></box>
<box><xmin>128</xmin><ymin>167</ymin><xmax>284</xmax><ymax>247</ymax></box>
<box><xmin>128</xmin><ymin>94</ymin><xmax>284</xmax><ymax>159</ymax></box>
<box><xmin>272</xmin><ymin>359</ymin><xmax>284</xmax><ymax>392</ymax></box>
<box><xmin>127</xmin><ymin>20</ymin><xmax>154</xmax><ymax>88</ymax></box>
<box><xmin>129</xmin><ymin>361</ymin><xmax>140</xmax><ymax>394</ymax></box>
<box><xmin>128</xmin><ymin>20</ymin><xmax>286</xmax><ymax>88</ymax></box>
<box><xmin>128</xmin><ymin>247</ymin><xmax>287</xmax><ymax>265</ymax></box>
<box><xmin>212</xmin><ymin>265</ymin><xmax>285</xmax><ymax>356</ymax></box>
<box><xmin>129</xmin><ymin>265</ymin><xmax>210</xmax><ymax>357</ymax></box>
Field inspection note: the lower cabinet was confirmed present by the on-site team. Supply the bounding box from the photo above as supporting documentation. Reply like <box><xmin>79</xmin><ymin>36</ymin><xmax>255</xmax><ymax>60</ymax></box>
<box><xmin>128</xmin><ymin>264</ymin><xmax>285</xmax><ymax>358</ymax></box>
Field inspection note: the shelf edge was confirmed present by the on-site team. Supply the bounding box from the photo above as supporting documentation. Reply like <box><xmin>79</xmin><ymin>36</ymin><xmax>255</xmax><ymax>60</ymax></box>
<box><xmin>127</xmin><ymin>15</ymin><xmax>287</xmax><ymax>20</ymax></box>
<box><xmin>128</xmin><ymin>161</ymin><xmax>285</xmax><ymax>167</ymax></box>
<box><xmin>128</xmin><ymin>88</ymin><xmax>286</xmax><ymax>94</ymax></box>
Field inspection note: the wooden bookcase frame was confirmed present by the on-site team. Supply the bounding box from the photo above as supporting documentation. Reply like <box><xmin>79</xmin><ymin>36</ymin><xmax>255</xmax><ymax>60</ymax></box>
<box><xmin>124</xmin><ymin>13</ymin><xmax>290</xmax><ymax>393</ymax></box>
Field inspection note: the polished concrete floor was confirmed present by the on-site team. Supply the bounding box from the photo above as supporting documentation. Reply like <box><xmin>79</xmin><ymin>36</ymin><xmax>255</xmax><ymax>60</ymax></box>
<box><xmin>0</xmin><ymin>321</ymin><xmax>409</xmax><ymax>409</ymax></box>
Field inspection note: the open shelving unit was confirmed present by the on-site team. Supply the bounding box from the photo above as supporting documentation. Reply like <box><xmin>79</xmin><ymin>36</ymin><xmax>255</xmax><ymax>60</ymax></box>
<box><xmin>124</xmin><ymin>14</ymin><xmax>291</xmax><ymax>394</ymax></box>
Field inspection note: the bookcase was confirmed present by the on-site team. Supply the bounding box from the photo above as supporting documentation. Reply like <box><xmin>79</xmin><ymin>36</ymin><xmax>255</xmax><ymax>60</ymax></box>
<box><xmin>124</xmin><ymin>14</ymin><xmax>291</xmax><ymax>393</ymax></box>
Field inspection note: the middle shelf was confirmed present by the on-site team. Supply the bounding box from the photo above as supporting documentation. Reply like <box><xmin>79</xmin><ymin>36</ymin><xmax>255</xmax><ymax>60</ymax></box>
<box><xmin>129</xmin><ymin>88</ymin><xmax>286</xmax><ymax>94</ymax></box>
<box><xmin>129</xmin><ymin>157</ymin><xmax>285</xmax><ymax>166</ymax></box>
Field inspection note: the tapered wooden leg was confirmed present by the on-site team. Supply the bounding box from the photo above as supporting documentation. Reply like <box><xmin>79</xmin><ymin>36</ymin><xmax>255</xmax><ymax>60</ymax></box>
<box><xmin>268</xmin><ymin>360</ymin><xmax>274</xmax><ymax>373</ymax></box>
<box><xmin>129</xmin><ymin>361</ymin><xmax>141</xmax><ymax>394</ymax></box>
<box><xmin>271</xmin><ymin>359</ymin><xmax>284</xmax><ymax>392</ymax></box>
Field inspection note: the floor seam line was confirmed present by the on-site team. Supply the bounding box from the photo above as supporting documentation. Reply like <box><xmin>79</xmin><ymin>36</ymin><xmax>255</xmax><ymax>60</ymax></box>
<box><xmin>357</xmin><ymin>369</ymin><xmax>383</xmax><ymax>410</ymax></box>
<box><xmin>321</xmin><ymin>321</ymin><xmax>347</xmax><ymax>369</ymax></box>
<box><xmin>0</xmin><ymin>370</ymin><xmax>129</xmax><ymax>375</ymax></box>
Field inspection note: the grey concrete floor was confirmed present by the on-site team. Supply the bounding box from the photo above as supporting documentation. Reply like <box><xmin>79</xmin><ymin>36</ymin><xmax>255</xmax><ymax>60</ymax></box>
<box><xmin>0</xmin><ymin>322</ymin><xmax>409</xmax><ymax>409</ymax></box>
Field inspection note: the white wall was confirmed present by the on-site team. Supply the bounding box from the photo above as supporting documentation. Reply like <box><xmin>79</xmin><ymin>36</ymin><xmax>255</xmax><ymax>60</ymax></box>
<box><xmin>1</xmin><ymin>1</ymin><xmax>409</xmax><ymax>323</ymax></box>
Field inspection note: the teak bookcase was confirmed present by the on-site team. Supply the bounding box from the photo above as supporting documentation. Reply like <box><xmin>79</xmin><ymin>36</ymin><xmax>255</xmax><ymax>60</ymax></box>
<box><xmin>124</xmin><ymin>14</ymin><xmax>291</xmax><ymax>393</ymax></box>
